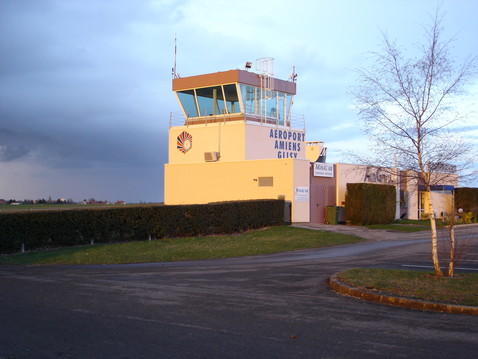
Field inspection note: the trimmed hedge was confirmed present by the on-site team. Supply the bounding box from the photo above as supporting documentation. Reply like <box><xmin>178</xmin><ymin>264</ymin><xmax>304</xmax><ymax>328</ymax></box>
<box><xmin>0</xmin><ymin>200</ymin><xmax>286</xmax><ymax>254</ymax></box>
<box><xmin>345</xmin><ymin>183</ymin><xmax>396</xmax><ymax>225</ymax></box>
<box><xmin>455</xmin><ymin>187</ymin><xmax>478</xmax><ymax>221</ymax></box>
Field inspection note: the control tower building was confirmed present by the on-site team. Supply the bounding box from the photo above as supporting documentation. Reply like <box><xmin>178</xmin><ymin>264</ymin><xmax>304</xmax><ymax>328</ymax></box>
<box><xmin>164</xmin><ymin>62</ymin><xmax>323</xmax><ymax>222</ymax></box>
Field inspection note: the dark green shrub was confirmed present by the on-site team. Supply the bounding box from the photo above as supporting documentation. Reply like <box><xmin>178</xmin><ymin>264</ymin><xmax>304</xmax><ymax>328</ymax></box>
<box><xmin>0</xmin><ymin>200</ymin><xmax>286</xmax><ymax>253</ymax></box>
<box><xmin>345</xmin><ymin>183</ymin><xmax>396</xmax><ymax>225</ymax></box>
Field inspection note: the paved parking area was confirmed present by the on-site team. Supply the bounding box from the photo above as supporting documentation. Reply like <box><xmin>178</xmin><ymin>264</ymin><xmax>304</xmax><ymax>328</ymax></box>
<box><xmin>1</xmin><ymin>226</ymin><xmax>477</xmax><ymax>359</ymax></box>
<box><xmin>297</xmin><ymin>223</ymin><xmax>478</xmax><ymax>273</ymax></box>
<box><xmin>399</xmin><ymin>245</ymin><xmax>478</xmax><ymax>273</ymax></box>
<box><xmin>377</xmin><ymin>227</ymin><xmax>478</xmax><ymax>273</ymax></box>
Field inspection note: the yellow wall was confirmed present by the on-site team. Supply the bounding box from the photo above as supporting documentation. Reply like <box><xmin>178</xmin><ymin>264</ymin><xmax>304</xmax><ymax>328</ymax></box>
<box><xmin>169</xmin><ymin>122</ymin><xmax>306</xmax><ymax>165</ymax></box>
<box><xmin>169</xmin><ymin>121</ymin><xmax>246</xmax><ymax>164</ymax></box>
<box><xmin>420</xmin><ymin>191</ymin><xmax>430</xmax><ymax>217</ymax></box>
<box><xmin>164</xmin><ymin>158</ymin><xmax>310</xmax><ymax>222</ymax></box>
<box><xmin>305</xmin><ymin>142</ymin><xmax>324</xmax><ymax>162</ymax></box>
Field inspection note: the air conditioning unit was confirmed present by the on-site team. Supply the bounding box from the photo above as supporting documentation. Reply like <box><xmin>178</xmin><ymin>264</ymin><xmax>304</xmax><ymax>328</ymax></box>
<box><xmin>204</xmin><ymin>152</ymin><xmax>220</xmax><ymax>162</ymax></box>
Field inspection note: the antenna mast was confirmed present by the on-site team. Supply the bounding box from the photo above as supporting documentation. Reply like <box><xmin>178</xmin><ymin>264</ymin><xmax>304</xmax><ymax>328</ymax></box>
<box><xmin>172</xmin><ymin>34</ymin><xmax>179</xmax><ymax>79</ymax></box>
<box><xmin>289</xmin><ymin>65</ymin><xmax>297</xmax><ymax>82</ymax></box>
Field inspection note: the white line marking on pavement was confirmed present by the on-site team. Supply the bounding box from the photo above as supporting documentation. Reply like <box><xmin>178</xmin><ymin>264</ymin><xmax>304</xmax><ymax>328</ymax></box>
<box><xmin>401</xmin><ymin>264</ymin><xmax>478</xmax><ymax>271</ymax></box>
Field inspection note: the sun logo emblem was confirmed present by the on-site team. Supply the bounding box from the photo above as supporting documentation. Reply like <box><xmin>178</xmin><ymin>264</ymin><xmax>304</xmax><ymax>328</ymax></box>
<box><xmin>177</xmin><ymin>131</ymin><xmax>192</xmax><ymax>153</ymax></box>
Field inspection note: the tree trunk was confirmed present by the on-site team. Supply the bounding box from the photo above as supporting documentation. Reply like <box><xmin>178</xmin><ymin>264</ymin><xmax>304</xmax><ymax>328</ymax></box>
<box><xmin>448</xmin><ymin>193</ymin><xmax>456</xmax><ymax>277</ymax></box>
<box><xmin>448</xmin><ymin>222</ymin><xmax>456</xmax><ymax>277</ymax></box>
<box><xmin>428</xmin><ymin>191</ymin><xmax>443</xmax><ymax>277</ymax></box>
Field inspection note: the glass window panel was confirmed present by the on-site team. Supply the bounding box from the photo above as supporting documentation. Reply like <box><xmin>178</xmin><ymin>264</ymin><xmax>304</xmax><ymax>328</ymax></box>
<box><xmin>213</xmin><ymin>86</ymin><xmax>226</xmax><ymax>114</ymax></box>
<box><xmin>177</xmin><ymin>90</ymin><xmax>198</xmax><ymax>117</ymax></box>
<box><xmin>237</xmin><ymin>84</ymin><xmax>293</xmax><ymax>124</ymax></box>
<box><xmin>240</xmin><ymin>84</ymin><xmax>254</xmax><ymax>114</ymax></box>
<box><xmin>240</xmin><ymin>84</ymin><xmax>258</xmax><ymax>115</ymax></box>
<box><xmin>195</xmin><ymin>86</ymin><xmax>225</xmax><ymax>116</ymax></box>
<box><xmin>266</xmin><ymin>90</ymin><xmax>277</xmax><ymax>119</ymax></box>
<box><xmin>254</xmin><ymin>87</ymin><xmax>263</xmax><ymax>116</ymax></box>
<box><xmin>252</xmin><ymin>86</ymin><xmax>263</xmax><ymax>116</ymax></box>
<box><xmin>277</xmin><ymin>92</ymin><xmax>285</xmax><ymax>125</ymax></box>
<box><xmin>286</xmin><ymin>94</ymin><xmax>293</xmax><ymax>121</ymax></box>
<box><xmin>223</xmin><ymin>84</ymin><xmax>241</xmax><ymax>114</ymax></box>
<box><xmin>258</xmin><ymin>87</ymin><xmax>265</xmax><ymax>116</ymax></box>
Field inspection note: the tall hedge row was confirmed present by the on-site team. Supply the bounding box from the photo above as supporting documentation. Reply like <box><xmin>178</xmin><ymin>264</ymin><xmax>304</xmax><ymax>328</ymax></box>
<box><xmin>0</xmin><ymin>200</ymin><xmax>286</xmax><ymax>254</ymax></box>
<box><xmin>455</xmin><ymin>187</ymin><xmax>478</xmax><ymax>218</ymax></box>
<box><xmin>345</xmin><ymin>183</ymin><xmax>396</xmax><ymax>225</ymax></box>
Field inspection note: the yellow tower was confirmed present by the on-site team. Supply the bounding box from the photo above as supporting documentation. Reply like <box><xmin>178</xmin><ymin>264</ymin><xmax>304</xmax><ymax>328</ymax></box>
<box><xmin>164</xmin><ymin>67</ymin><xmax>310</xmax><ymax>222</ymax></box>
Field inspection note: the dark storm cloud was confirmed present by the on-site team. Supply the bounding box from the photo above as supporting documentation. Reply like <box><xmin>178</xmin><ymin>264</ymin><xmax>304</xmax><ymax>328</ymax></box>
<box><xmin>0</xmin><ymin>129</ymin><xmax>31</xmax><ymax>161</ymax></box>
<box><xmin>0</xmin><ymin>0</ymin><xmax>174</xmax><ymax>173</ymax></box>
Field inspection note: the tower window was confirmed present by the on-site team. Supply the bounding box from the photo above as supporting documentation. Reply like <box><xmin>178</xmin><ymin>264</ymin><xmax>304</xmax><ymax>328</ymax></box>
<box><xmin>176</xmin><ymin>84</ymin><xmax>241</xmax><ymax>118</ymax></box>
<box><xmin>177</xmin><ymin>90</ymin><xmax>198</xmax><ymax>117</ymax></box>
<box><xmin>195</xmin><ymin>86</ymin><xmax>226</xmax><ymax>116</ymax></box>
<box><xmin>223</xmin><ymin>84</ymin><xmax>241</xmax><ymax>114</ymax></box>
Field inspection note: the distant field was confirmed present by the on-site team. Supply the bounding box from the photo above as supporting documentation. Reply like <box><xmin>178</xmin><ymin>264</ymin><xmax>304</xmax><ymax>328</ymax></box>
<box><xmin>0</xmin><ymin>203</ymin><xmax>163</xmax><ymax>213</ymax></box>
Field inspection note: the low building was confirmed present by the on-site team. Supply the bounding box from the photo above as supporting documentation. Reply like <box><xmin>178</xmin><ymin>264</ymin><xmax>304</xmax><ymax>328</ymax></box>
<box><xmin>164</xmin><ymin>64</ymin><xmax>457</xmax><ymax>223</ymax></box>
<box><xmin>310</xmin><ymin>163</ymin><xmax>457</xmax><ymax>222</ymax></box>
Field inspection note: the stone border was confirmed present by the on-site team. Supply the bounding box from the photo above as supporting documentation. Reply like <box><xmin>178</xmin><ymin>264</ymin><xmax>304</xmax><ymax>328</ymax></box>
<box><xmin>328</xmin><ymin>273</ymin><xmax>478</xmax><ymax>315</ymax></box>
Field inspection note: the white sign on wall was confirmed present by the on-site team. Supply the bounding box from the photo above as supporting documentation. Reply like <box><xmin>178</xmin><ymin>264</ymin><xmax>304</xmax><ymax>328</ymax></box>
<box><xmin>314</xmin><ymin>163</ymin><xmax>334</xmax><ymax>177</ymax></box>
<box><xmin>294</xmin><ymin>187</ymin><xmax>309</xmax><ymax>202</ymax></box>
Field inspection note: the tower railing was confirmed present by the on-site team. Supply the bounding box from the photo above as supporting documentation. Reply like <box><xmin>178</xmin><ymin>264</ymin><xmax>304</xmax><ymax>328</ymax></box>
<box><xmin>168</xmin><ymin>111</ymin><xmax>305</xmax><ymax>130</ymax></box>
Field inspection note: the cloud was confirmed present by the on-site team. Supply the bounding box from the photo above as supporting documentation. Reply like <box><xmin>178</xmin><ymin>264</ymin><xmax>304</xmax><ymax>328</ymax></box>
<box><xmin>0</xmin><ymin>134</ymin><xmax>31</xmax><ymax>162</ymax></box>
<box><xmin>1</xmin><ymin>0</ymin><xmax>478</xmax><ymax>200</ymax></box>
<box><xmin>0</xmin><ymin>1</ymin><xmax>172</xmax><ymax>168</ymax></box>
<box><xmin>0</xmin><ymin>0</ymin><xmax>173</xmax><ymax>200</ymax></box>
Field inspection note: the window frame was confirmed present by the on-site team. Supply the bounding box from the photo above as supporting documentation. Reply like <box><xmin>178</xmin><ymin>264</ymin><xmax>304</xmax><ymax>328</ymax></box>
<box><xmin>175</xmin><ymin>83</ymin><xmax>244</xmax><ymax>119</ymax></box>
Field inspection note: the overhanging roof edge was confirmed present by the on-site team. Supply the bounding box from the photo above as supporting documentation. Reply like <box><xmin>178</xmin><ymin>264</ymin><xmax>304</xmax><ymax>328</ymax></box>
<box><xmin>172</xmin><ymin>69</ymin><xmax>296</xmax><ymax>94</ymax></box>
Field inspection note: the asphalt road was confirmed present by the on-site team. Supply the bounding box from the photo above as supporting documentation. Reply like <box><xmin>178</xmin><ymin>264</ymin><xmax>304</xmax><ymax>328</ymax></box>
<box><xmin>1</xmin><ymin>226</ymin><xmax>477</xmax><ymax>359</ymax></box>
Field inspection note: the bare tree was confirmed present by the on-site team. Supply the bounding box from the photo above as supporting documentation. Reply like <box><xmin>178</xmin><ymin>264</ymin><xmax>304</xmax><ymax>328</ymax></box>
<box><xmin>354</xmin><ymin>13</ymin><xmax>475</xmax><ymax>277</ymax></box>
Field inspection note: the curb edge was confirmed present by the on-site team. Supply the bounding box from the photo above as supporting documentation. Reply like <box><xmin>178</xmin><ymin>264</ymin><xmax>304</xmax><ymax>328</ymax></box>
<box><xmin>328</xmin><ymin>273</ymin><xmax>478</xmax><ymax>315</ymax></box>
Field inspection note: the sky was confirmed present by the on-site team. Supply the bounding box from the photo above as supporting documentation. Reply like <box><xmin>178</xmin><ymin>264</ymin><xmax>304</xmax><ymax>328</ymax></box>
<box><xmin>1</xmin><ymin>0</ymin><xmax>477</xmax><ymax>203</ymax></box>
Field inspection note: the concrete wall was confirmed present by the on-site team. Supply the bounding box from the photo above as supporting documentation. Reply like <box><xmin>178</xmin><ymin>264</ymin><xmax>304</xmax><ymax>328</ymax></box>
<box><xmin>431</xmin><ymin>192</ymin><xmax>453</xmax><ymax>218</ymax></box>
<box><xmin>401</xmin><ymin>174</ymin><xmax>419</xmax><ymax>220</ymax></box>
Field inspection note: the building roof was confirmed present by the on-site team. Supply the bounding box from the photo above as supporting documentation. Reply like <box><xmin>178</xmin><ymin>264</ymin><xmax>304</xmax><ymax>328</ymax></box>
<box><xmin>172</xmin><ymin>69</ymin><xmax>296</xmax><ymax>95</ymax></box>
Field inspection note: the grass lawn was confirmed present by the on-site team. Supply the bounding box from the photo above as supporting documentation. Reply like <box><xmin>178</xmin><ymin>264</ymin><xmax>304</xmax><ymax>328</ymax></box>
<box><xmin>0</xmin><ymin>226</ymin><xmax>362</xmax><ymax>266</ymax></box>
<box><xmin>365</xmin><ymin>223</ymin><xmax>429</xmax><ymax>232</ymax></box>
<box><xmin>366</xmin><ymin>219</ymin><xmax>448</xmax><ymax>232</ymax></box>
<box><xmin>337</xmin><ymin>268</ymin><xmax>478</xmax><ymax>307</ymax></box>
